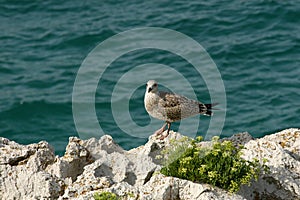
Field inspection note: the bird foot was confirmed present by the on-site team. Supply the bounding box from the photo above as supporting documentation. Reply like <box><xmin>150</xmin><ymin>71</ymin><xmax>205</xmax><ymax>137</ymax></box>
<box><xmin>153</xmin><ymin>128</ymin><xmax>168</xmax><ymax>140</ymax></box>
<box><xmin>158</xmin><ymin>131</ymin><xmax>169</xmax><ymax>140</ymax></box>
<box><xmin>153</xmin><ymin>123</ymin><xmax>171</xmax><ymax>140</ymax></box>
<box><xmin>154</xmin><ymin>123</ymin><xmax>166</xmax><ymax>136</ymax></box>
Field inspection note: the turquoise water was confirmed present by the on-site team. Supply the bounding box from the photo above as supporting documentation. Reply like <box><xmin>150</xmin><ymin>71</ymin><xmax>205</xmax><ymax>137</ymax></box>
<box><xmin>0</xmin><ymin>1</ymin><xmax>299</xmax><ymax>155</ymax></box>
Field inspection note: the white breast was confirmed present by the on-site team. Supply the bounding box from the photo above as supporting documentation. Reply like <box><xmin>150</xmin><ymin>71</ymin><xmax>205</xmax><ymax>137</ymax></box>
<box><xmin>144</xmin><ymin>92</ymin><xmax>166</xmax><ymax>121</ymax></box>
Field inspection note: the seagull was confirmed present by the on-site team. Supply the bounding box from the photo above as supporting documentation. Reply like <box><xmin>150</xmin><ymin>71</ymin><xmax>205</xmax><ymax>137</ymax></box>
<box><xmin>144</xmin><ymin>80</ymin><xmax>216</xmax><ymax>139</ymax></box>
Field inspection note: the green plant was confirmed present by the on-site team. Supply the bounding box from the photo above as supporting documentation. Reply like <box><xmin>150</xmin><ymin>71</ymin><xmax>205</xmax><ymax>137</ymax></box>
<box><xmin>94</xmin><ymin>191</ymin><xmax>119</xmax><ymax>200</ymax></box>
<box><xmin>160</xmin><ymin>136</ymin><xmax>269</xmax><ymax>193</ymax></box>
<box><xmin>127</xmin><ymin>192</ymin><xmax>135</xmax><ymax>198</ymax></box>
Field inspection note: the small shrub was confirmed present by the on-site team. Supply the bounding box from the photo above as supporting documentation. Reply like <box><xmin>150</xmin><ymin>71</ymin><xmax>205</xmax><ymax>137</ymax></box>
<box><xmin>94</xmin><ymin>191</ymin><xmax>119</xmax><ymax>200</ymax></box>
<box><xmin>160</xmin><ymin>136</ymin><xmax>269</xmax><ymax>193</ymax></box>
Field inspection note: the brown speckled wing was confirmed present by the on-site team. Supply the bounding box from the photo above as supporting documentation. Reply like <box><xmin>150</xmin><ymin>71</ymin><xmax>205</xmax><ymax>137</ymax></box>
<box><xmin>158</xmin><ymin>92</ymin><xmax>182</xmax><ymax>107</ymax></box>
<box><xmin>158</xmin><ymin>91</ymin><xmax>186</xmax><ymax>122</ymax></box>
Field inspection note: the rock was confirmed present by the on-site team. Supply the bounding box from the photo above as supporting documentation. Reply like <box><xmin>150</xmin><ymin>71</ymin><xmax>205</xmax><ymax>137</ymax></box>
<box><xmin>0</xmin><ymin>138</ymin><xmax>63</xmax><ymax>200</ymax></box>
<box><xmin>222</xmin><ymin>131</ymin><xmax>254</xmax><ymax>146</ymax></box>
<box><xmin>59</xmin><ymin>134</ymin><xmax>159</xmax><ymax>198</ymax></box>
<box><xmin>46</xmin><ymin>137</ymin><xmax>94</xmax><ymax>182</ymax></box>
<box><xmin>128</xmin><ymin>131</ymin><xmax>185</xmax><ymax>164</ymax></box>
<box><xmin>239</xmin><ymin>128</ymin><xmax>300</xmax><ymax>200</ymax></box>
<box><xmin>108</xmin><ymin>182</ymin><xmax>139</xmax><ymax>200</ymax></box>
<box><xmin>1</xmin><ymin>128</ymin><xmax>300</xmax><ymax>199</ymax></box>
<box><xmin>139</xmin><ymin>173</ymin><xmax>245</xmax><ymax>200</ymax></box>
<box><xmin>82</xmin><ymin>135</ymin><xmax>125</xmax><ymax>157</ymax></box>
<box><xmin>60</xmin><ymin>174</ymin><xmax>112</xmax><ymax>199</ymax></box>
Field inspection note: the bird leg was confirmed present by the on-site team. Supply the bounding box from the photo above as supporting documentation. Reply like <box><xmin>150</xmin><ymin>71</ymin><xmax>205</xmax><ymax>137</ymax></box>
<box><xmin>154</xmin><ymin>123</ymin><xmax>167</xmax><ymax>137</ymax></box>
<box><xmin>158</xmin><ymin>122</ymin><xmax>171</xmax><ymax>140</ymax></box>
<box><xmin>167</xmin><ymin>122</ymin><xmax>171</xmax><ymax>134</ymax></box>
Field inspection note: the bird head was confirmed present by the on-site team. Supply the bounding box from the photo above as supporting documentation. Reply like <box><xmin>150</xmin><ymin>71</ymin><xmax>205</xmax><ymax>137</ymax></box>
<box><xmin>146</xmin><ymin>80</ymin><xmax>158</xmax><ymax>93</ymax></box>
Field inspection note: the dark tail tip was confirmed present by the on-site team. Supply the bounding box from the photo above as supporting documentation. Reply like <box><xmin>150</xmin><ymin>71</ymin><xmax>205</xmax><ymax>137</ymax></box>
<box><xmin>200</xmin><ymin>103</ymin><xmax>218</xmax><ymax>116</ymax></box>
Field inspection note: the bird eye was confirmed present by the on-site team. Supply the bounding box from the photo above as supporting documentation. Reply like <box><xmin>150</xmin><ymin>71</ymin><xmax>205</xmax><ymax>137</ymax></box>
<box><xmin>153</xmin><ymin>83</ymin><xmax>157</xmax><ymax>87</ymax></box>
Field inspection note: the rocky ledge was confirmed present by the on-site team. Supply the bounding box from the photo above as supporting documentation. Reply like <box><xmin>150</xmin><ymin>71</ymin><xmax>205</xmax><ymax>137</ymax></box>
<box><xmin>0</xmin><ymin>128</ymin><xmax>300</xmax><ymax>200</ymax></box>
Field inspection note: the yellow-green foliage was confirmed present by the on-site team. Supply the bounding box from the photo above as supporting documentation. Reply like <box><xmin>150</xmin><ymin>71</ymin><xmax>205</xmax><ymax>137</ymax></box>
<box><xmin>94</xmin><ymin>191</ymin><xmax>119</xmax><ymax>200</ymax></box>
<box><xmin>93</xmin><ymin>191</ymin><xmax>136</xmax><ymax>200</ymax></box>
<box><xmin>160</xmin><ymin>136</ymin><xmax>269</xmax><ymax>193</ymax></box>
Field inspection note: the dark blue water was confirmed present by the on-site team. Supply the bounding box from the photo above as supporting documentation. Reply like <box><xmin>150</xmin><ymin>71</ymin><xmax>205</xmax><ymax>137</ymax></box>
<box><xmin>1</xmin><ymin>1</ymin><xmax>299</xmax><ymax>155</ymax></box>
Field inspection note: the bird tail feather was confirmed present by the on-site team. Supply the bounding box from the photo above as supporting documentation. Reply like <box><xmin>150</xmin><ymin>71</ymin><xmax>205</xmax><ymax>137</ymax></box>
<box><xmin>200</xmin><ymin>103</ymin><xmax>218</xmax><ymax>116</ymax></box>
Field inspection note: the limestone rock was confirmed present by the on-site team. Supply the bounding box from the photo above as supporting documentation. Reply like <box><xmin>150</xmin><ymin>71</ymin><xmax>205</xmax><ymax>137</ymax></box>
<box><xmin>1</xmin><ymin>128</ymin><xmax>300</xmax><ymax>200</ymax></box>
<box><xmin>46</xmin><ymin>137</ymin><xmax>94</xmax><ymax>182</ymax></box>
<box><xmin>59</xmin><ymin>135</ymin><xmax>159</xmax><ymax>198</ymax></box>
<box><xmin>139</xmin><ymin>173</ymin><xmax>245</xmax><ymax>200</ymax></box>
<box><xmin>222</xmin><ymin>131</ymin><xmax>254</xmax><ymax>146</ymax></box>
<box><xmin>0</xmin><ymin>138</ymin><xmax>63</xmax><ymax>200</ymax></box>
<box><xmin>239</xmin><ymin>128</ymin><xmax>300</xmax><ymax>200</ymax></box>
<box><xmin>128</xmin><ymin>131</ymin><xmax>185</xmax><ymax>164</ymax></box>
<box><xmin>82</xmin><ymin>135</ymin><xmax>125</xmax><ymax>157</ymax></box>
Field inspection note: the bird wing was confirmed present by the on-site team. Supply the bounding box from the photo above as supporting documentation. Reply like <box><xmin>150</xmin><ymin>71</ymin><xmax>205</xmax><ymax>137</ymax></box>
<box><xmin>158</xmin><ymin>91</ymin><xmax>205</xmax><ymax>121</ymax></box>
<box><xmin>157</xmin><ymin>91</ymin><xmax>189</xmax><ymax>121</ymax></box>
<box><xmin>158</xmin><ymin>91</ymin><xmax>183</xmax><ymax>108</ymax></box>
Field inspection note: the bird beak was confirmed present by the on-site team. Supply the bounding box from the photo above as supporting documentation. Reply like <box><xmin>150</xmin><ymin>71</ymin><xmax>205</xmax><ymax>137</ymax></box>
<box><xmin>148</xmin><ymin>87</ymin><xmax>152</xmax><ymax>93</ymax></box>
